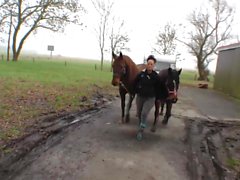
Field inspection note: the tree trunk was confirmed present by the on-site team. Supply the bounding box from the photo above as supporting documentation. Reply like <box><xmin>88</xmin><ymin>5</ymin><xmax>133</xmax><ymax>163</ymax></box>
<box><xmin>198</xmin><ymin>68</ymin><xmax>206</xmax><ymax>81</ymax></box>
<box><xmin>100</xmin><ymin>50</ymin><xmax>103</xmax><ymax>71</ymax></box>
<box><xmin>12</xmin><ymin>51</ymin><xmax>20</xmax><ymax>61</ymax></box>
<box><xmin>12</xmin><ymin>26</ymin><xmax>18</xmax><ymax>61</ymax></box>
<box><xmin>7</xmin><ymin>12</ymin><xmax>12</xmax><ymax>62</ymax></box>
<box><xmin>110</xmin><ymin>56</ymin><xmax>113</xmax><ymax>72</ymax></box>
<box><xmin>197</xmin><ymin>59</ymin><xmax>207</xmax><ymax>81</ymax></box>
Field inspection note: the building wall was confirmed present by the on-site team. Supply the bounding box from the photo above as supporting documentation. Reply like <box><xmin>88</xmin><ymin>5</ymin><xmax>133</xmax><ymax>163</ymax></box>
<box><xmin>155</xmin><ymin>62</ymin><xmax>175</xmax><ymax>71</ymax></box>
<box><xmin>214</xmin><ymin>48</ymin><xmax>240</xmax><ymax>99</ymax></box>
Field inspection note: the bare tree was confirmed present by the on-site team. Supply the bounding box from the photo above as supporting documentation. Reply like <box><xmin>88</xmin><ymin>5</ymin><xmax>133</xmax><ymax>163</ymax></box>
<box><xmin>178</xmin><ymin>0</ymin><xmax>234</xmax><ymax>80</ymax></box>
<box><xmin>110</xmin><ymin>18</ymin><xmax>130</xmax><ymax>70</ymax></box>
<box><xmin>91</xmin><ymin>0</ymin><xmax>113</xmax><ymax>71</ymax></box>
<box><xmin>6</xmin><ymin>9</ymin><xmax>13</xmax><ymax>61</ymax></box>
<box><xmin>0</xmin><ymin>0</ymin><xmax>9</xmax><ymax>42</ymax></box>
<box><xmin>153</xmin><ymin>22</ymin><xmax>177</xmax><ymax>55</ymax></box>
<box><xmin>0</xmin><ymin>1</ymin><xmax>13</xmax><ymax>61</ymax></box>
<box><xmin>1</xmin><ymin>0</ymin><xmax>85</xmax><ymax>61</ymax></box>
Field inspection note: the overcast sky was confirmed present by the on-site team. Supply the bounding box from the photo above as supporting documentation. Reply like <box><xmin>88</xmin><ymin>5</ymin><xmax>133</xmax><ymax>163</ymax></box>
<box><xmin>23</xmin><ymin>0</ymin><xmax>240</xmax><ymax>72</ymax></box>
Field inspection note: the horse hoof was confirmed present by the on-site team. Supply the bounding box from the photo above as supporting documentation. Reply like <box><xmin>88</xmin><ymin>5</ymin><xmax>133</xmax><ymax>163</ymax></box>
<box><xmin>136</xmin><ymin>130</ymin><xmax>143</xmax><ymax>141</ymax></box>
<box><xmin>125</xmin><ymin>115</ymin><xmax>130</xmax><ymax>123</ymax></box>
<box><xmin>118</xmin><ymin>119</ymin><xmax>124</xmax><ymax>124</ymax></box>
<box><xmin>151</xmin><ymin>126</ymin><xmax>156</xmax><ymax>132</ymax></box>
<box><xmin>162</xmin><ymin>119</ymin><xmax>168</xmax><ymax>125</ymax></box>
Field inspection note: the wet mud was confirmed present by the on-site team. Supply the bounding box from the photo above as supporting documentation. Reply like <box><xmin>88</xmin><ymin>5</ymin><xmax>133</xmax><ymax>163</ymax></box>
<box><xmin>185</xmin><ymin>117</ymin><xmax>240</xmax><ymax>180</ymax></box>
<box><xmin>0</xmin><ymin>96</ymin><xmax>240</xmax><ymax>179</ymax></box>
<box><xmin>0</xmin><ymin>94</ymin><xmax>113</xmax><ymax>180</ymax></box>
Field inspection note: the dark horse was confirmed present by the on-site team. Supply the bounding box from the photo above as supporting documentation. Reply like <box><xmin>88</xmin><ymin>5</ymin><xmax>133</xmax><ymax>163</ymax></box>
<box><xmin>112</xmin><ymin>52</ymin><xmax>145</xmax><ymax>123</ymax></box>
<box><xmin>151</xmin><ymin>67</ymin><xmax>182</xmax><ymax>132</ymax></box>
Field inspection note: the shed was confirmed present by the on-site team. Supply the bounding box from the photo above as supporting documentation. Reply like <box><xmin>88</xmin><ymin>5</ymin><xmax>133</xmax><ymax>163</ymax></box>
<box><xmin>214</xmin><ymin>42</ymin><xmax>240</xmax><ymax>98</ymax></box>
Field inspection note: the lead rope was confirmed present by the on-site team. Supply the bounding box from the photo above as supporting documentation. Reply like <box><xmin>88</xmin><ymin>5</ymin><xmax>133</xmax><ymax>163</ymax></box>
<box><xmin>119</xmin><ymin>81</ymin><xmax>129</xmax><ymax>93</ymax></box>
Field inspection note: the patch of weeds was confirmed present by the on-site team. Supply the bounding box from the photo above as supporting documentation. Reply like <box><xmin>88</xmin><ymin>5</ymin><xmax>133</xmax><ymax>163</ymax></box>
<box><xmin>226</xmin><ymin>158</ymin><xmax>240</xmax><ymax>169</ymax></box>
<box><xmin>55</xmin><ymin>95</ymin><xmax>63</xmax><ymax>103</ymax></box>
<box><xmin>2</xmin><ymin>147</ymin><xmax>13</xmax><ymax>154</ymax></box>
<box><xmin>6</xmin><ymin>127</ymin><xmax>21</xmax><ymax>140</ymax></box>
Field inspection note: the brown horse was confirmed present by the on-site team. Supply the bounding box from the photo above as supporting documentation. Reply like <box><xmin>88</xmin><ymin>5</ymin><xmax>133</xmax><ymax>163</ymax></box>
<box><xmin>112</xmin><ymin>52</ymin><xmax>145</xmax><ymax>123</ymax></box>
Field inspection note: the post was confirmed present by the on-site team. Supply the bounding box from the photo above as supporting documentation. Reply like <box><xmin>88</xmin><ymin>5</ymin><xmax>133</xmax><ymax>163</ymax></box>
<box><xmin>47</xmin><ymin>45</ymin><xmax>54</xmax><ymax>58</ymax></box>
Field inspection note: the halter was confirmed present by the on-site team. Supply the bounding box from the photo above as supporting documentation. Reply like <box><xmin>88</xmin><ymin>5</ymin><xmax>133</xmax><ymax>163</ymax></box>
<box><xmin>168</xmin><ymin>80</ymin><xmax>177</xmax><ymax>94</ymax></box>
<box><xmin>166</xmin><ymin>77</ymin><xmax>178</xmax><ymax>103</ymax></box>
<box><xmin>113</xmin><ymin>64</ymin><xmax>129</xmax><ymax>93</ymax></box>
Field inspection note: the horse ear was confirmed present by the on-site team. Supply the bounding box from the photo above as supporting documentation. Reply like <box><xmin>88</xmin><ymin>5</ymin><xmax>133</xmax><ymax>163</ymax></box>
<box><xmin>168</xmin><ymin>67</ymin><xmax>172</xmax><ymax>74</ymax></box>
<box><xmin>178</xmin><ymin>68</ymin><xmax>182</xmax><ymax>75</ymax></box>
<box><xmin>167</xmin><ymin>67</ymin><xmax>173</xmax><ymax>76</ymax></box>
<box><xmin>120</xmin><ymin>51</ymin><xmax>123</xmax><ymax>57</ymax></box>
<box><xmin>112</xmin><ymin>51</ymin><xmax>117</xmax><ymax>60</ymax></box>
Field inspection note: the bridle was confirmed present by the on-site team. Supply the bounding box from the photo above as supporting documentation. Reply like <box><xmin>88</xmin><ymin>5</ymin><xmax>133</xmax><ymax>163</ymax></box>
<box><xmin>113</xmin><ymin>65</ymin><xmax>129</xmax><ymax>92</ymax></box>
<box><xmin>166</xmin><ymin>75</ymin><xmax>178</xmax><ymax>103</ymax></box>
<box><xmin>113</xmin><ymin>64</ymin><xmax>127</xmax><ymax>78</ymax></box>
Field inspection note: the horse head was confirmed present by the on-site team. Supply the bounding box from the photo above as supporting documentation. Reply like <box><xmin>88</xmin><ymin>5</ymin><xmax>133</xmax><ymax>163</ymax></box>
<box><xmin>166</xmin><ymin>68</ymin><xmax>182</xmax><ymax>103</ymax></box>
<box><xmin>167</xmin><ymin>68</ymin><xmax>182</xmax><ymax>91</ymax></box>
<box><xmin>112</xmin><ymin>52</ymin><xmax>128</xmax><ymax>86</ymax></box>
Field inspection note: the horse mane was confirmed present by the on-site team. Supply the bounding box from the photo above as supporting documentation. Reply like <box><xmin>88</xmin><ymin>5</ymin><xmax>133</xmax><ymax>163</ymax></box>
<box><xmin>122</xmin><ymin>55</ymin><xmax>140</xmax><ymax>84</ymax></box>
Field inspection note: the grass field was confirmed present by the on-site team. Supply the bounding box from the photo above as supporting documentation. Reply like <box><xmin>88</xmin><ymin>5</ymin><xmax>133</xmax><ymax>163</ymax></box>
<box><xmin>0</xmin><ymin>57</ymin><xmax>213</xmax><ymax>148</ymax></box>
<box><xmin>0</xmin><ymin>58</ymin><xmax>117</xmax><ymax>146</ymax></box>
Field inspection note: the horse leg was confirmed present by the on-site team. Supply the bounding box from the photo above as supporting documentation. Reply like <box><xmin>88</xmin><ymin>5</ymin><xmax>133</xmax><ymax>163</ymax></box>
<box><xmin>162</xmin><ymin>101</ymin><xmax>172</xmax><ymax>125</ymax></box>
<box><xmin>151</xmin><ymin>99</ymin><xmax>160</xmax><ymax>132</ymax></box>
<box><xmin>160</xmin><ymin>100</ymin><xmax>164</xmax><ymax>115</ymax></box>
<box><xmin>125</xmin><ymin>94</ymin><xmax>135</xmax><ymax>123</ymax></box>
<box><xmin>119</xmin><ymin>88</ymin><xmax>126</xmax><ymax>124</ymax></box>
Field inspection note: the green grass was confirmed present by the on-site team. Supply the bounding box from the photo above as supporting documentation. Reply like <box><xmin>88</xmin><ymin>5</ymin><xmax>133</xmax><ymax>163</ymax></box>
<box><xmin>180</xmin><ymin>70</ymin><xmax>214</xmax><ymax>88</ymax></box>
<box><xmin>0</xmin><ymin>59</ymin><xmax>111</xmax><ymax>85</ymax></box>
<box><xmin>0</xmin><ymin>58</ymin><xmax>117</xmax><ymax>145</ymax></box>
<box><xmin>226</xmin><ymin>158</ymin><xmax>240</xmax><ymax>170</ymax></box>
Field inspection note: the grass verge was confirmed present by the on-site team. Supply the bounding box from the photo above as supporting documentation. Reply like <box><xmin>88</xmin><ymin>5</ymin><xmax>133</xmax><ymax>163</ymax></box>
<box><xmin>0</xmin><ymin>58</ymin><xmax>118</xmax><ymax>148</ymax></box>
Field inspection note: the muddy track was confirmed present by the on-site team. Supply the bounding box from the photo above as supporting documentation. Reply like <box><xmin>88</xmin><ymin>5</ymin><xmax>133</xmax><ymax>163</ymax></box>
<box><xmin>185</xmin><ymin>117</ymin><xmax>240</xmax><ymax>180</ymax></box>
<box><xmin>0</xmin><ymin>95</ymin><xmax>113</xmax><ymax>180</ymax></box>
<box><xmin>1</xmin><ymin>99</ymin><xmax>240</xmax><ymax>179</ymax></box>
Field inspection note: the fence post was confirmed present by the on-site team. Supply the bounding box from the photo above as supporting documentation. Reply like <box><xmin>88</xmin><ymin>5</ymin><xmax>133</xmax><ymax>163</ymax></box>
<box><xmin>1</xmin><ymin>54</ymin><xmax>3</xmax><ymax>61</ymax></box>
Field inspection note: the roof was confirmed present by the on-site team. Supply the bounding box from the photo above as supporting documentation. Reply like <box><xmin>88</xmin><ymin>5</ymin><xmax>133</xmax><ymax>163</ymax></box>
<box><xmin>217</xmin><ymin>42</ymin><xmax>240</xmax><ymax>52</ymax></box>
<box><xmin>156</xmin><ymin>55</ymin><xmax>176</xmax><ymax>63</ymax></box>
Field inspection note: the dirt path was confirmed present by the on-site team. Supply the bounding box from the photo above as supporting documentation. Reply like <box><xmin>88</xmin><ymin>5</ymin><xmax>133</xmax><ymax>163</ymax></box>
<box><xmin>1</xmin><ymin>86</ymin><xmax>240</xmax><ymax>180</ymax></box>
<box><xmin>180</xmin><ymin>86</ymin><xmax>240</xmax><ymax>120</ymax></box>
<box><xmin>3</xmin><ymin>96</ymin><xmax>193</xmax><ymax>180</ymax></box>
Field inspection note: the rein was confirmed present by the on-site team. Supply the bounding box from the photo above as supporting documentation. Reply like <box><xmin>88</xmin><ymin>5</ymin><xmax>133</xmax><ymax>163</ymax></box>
<box><xmin>120</xmin><ymin>81</ymin><xmax>129</xmax><ymax>93</ymax></box>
